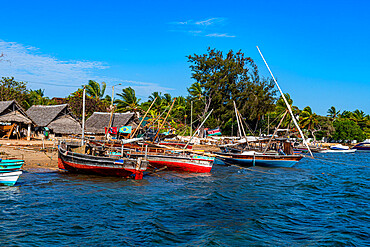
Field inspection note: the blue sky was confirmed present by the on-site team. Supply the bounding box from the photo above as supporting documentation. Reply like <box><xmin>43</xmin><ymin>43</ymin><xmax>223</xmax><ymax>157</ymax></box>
<box><xmin>0</xmin><ymin>0</ymin><xmax>369</xmax><ymax>115</ymax></box>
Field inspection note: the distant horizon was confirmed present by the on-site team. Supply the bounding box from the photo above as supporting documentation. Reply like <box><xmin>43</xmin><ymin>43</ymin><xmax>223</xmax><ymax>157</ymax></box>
<box><xmin>0</xmin><ymin>0</ymin><xmax>369</xmax><ymax>116</ymax></box>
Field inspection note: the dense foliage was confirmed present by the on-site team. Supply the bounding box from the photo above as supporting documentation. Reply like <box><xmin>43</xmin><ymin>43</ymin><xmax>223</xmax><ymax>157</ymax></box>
<box><xmin>186</xmin><ymin>48</ymin><xmax>276</xmax><ymax>134</ymax></box>
<box><xmin>333</xmin><ymin>119</ymin><xmax>366</xmax><ymax>142</ymax></box>
<box><xmin>64</xmin><ymin>89</ymin><xmax>110</xmax><ymax>119</ymax></box>
<box><xmin>1</xmin><ymin>47</ymin><xmax>369</xmax><ymax>142</ymax></box>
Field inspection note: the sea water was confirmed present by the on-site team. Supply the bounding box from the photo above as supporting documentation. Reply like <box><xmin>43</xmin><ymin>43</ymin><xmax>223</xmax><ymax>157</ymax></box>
<box><xmin>0</xmin><ymin>152</ymin><xmax>369</xmax><ymax>246</ymax></box>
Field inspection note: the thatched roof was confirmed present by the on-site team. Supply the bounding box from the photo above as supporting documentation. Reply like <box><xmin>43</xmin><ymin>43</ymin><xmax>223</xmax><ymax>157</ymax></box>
<box><xmin>26</xmin><ymin>104</ymin><xmax>81</xmax><ymax>134</ymax></box>
<box><xmin>26</xmin><ymin>104</ymin><xmax>69</xmax><ymax>127</ymax></box>
<box><xmin>0</xmin><ymin>100</ymin><xmax>33</xmax><ymax>124</ymax></box>
<box><xmin>85</xmin><ymin>112</ymin><xmax>137</xmax><ymax>134</ymax></box>
<box><xmin>48</xmin><ymin>115</ymin><xmax>82</xmax><ymax>134</ymax></box>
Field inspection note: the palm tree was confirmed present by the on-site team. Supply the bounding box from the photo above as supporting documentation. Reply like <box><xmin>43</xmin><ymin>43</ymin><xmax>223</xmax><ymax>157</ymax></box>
<box><xmin>275</xmin><ymin>93</ymin><xmax>299</xmax><ymax>128</ymax></box>
<box><xmin>299</xmin><ymin>106</ymin><xmax>318</xmax><ymax>130</ymax></box>
<box><xmin>148</xmin><ymin>92</ymin><xmax>164</xmax><ymax>113</ymax></box>
<box><xmin>187</xmin><ymin>82</ymin><xmax>204</xmax><ymax>101</ymax></box>
<box><xmin>85</xmin><ymin>80</ymin><xmax>106</xmax><ymax>99</ymax></box>
<box><xmin>115</xmin><ymin>87</ymin><xmax>141</xmax><ymax>112</ymax></box>
<box><xmin>340</xmin><ymin>110</ymin><xmax>353</xmax><ymax>119</ymax></box>
<box><xmin>299</xmin><ymin>106</ymin><xmax>321</xmax><ymax>141</ymax></box>
<box><xmin>163</xmin><ymin>93</ymin><xmax>172</xmax><ymax>106</ymax></box>
<box><xmin>327</xmin><ymin>106</ymin><xmax>340</xmax><ymax>120</ymax></box>
<box><xmin>352</xmin><ymin>109</ymin><xmax>367</xmax><ymax>128</ymax></box>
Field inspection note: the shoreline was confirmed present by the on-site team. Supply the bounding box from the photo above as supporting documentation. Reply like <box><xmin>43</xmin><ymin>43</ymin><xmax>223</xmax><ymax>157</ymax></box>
<box><xmin>0</xmin><ymin>140</ymin><xmax>58</xmax><ymax>171</ymax></box>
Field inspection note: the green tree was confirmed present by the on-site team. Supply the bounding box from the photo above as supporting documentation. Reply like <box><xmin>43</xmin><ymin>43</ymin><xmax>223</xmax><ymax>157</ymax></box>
<box><xmin>327</xmin><ymin>106</ymin><xmax>340</xmax><ymax>120</ymax></box>
<box><xmin>340</xmin><ymin>110</ymin><xmax>353</xmax><ymax>119</ymax></box>
<box><xmin>65</xmin><ymin>88</ymin><xmax>109</xmax><ymax>119</ymax></box>
<box><xmin>115</xmin><ymin>87</ymin><xmax>141</xmax><ymax>113</ymax></box>
<box><xmin>187</xmin><ymin>47</ymin><xmax>276</xmax><ymax>133</ymax></box>
<box><xmin>85</xmin><ymin>80</ymin><xmax>106</xmax><ymax>99</ymax></box>
<box><xmin>148</xmin><ymin>92</ymin><xmax>164</xmax><ymax>113</ymax></box>
<box><xmin>299</xmin><ymin>106</ymin><xmax>319</xmax><ymax>141</ymax></box>
<box><xmin>187</xmin><ymin>82</ymin><xmax>204</xmax><ymax>101</ymax></box>
<box><xmin>299</xmin><ymin>106</ymin><xmax>318</xmax><ymax>130</ymax></box>
<box><xmin>274</xmin><ymin>93</ymin><xmax>299</xmax><ymax>128</ymax></box>
<box><xmin>24</xmin><ymin>89</ymin><xmax>53</xmax><ymax>109</ymax></box>
<box><xmin>0</xmin><ymin>77</ymin><xmax>29</xmax><ymax>108</ymax></box>
<box><xmin>333</xmin><ymin>119</ymin><xmax>366</xmax><ymax>142</ymax></box>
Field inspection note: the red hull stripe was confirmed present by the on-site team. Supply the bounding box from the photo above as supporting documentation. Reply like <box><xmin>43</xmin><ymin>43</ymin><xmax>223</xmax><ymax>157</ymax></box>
<box><xmin>149</xmin><ymin>160</ymin><xmax>212</xmax><ymax>173</ymax></box>
<box><xmin>58</xmin><ymin>158</ymin><xmax>143</xmax><ymax>179</ymax></box>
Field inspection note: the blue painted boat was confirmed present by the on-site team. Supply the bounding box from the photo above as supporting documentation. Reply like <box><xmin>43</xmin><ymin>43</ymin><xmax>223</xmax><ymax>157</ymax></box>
<box><xmin>215</xmin><ymin>151</ymin><xmax>303</xmax><ymax>168</ymax></box>
<box><xmin>352</xmin><ymin>142</ymin><xmax>370</xmax><ymax>151</ymax></box>
<box><xmin>0</xmin><ymin>170</ymin><xmax>22</xmax><ymax>186</ymax></box>
<box><xmin>0</xmin><ymin>159</ymin><xmax>24</xmax><ymax>172</ymax></box>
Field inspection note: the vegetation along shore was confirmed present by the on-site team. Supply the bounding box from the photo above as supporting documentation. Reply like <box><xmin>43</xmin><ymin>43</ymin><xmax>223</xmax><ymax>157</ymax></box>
<box><xmin>0</xmin><ymin>48</ymin><xmax>369</xmax><ymax>146</ymax></box>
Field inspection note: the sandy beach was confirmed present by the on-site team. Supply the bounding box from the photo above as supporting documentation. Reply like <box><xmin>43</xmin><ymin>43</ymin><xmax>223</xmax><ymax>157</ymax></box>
<box><xmin>0</xmin><ymin>139</ymin><xmax>59</xmax><ymax>171</ymax></box>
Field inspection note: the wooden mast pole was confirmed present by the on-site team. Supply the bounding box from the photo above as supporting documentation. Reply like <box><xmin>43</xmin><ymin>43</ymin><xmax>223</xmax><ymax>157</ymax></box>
<box><xmin>184</xmin><ymin>109</ymin><xmax>213</xmax><ymax>149</ymax></box>
<box><xmin>190</xmin><ymin>101</ymin><xmax>193</xmax><ymax>137</ymax></box>
<box><xmin>81</xmin><ymin>86</ymin><xmax>86</xmax><ymax>146</ymax></box>
<box><xmin>256</xmin><ymin>46</ymin><xmax>313</xmax><ymax>157</ymax></box>
<box><xmin>233</xmin><ymin>101</ymin><xmax>242</xmax><ymax>138</ymax></box>
<box><xmin>131</xmin><ymin>97</ymin><xmax>157</xmax><ymax>138</ymax></box>
<box><xmin>153</xmin><ymin>98</ymin><xmax>176</xmax><ymax>142</ymax></box>
<box><xmin>263</xmin><ymin>110</ymin><xmax>288</xmax><ymax>153</ymax></box>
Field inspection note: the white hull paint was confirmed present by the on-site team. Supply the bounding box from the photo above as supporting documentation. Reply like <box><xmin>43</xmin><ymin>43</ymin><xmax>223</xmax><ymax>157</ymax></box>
<box><xmin>0</xmin><ymin>171</ymin><xmax>22</xmax><ymax>186</ymax></box>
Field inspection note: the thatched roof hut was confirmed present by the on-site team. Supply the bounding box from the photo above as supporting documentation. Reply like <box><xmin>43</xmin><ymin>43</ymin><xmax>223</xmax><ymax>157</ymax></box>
<box><xmin>85</xmin><ymin>112</ymin><xmax>137</xmax><ymax>134</ymax></box>
<box><xmin>0</xmin><ymin>100</ymin><xmax>33</xmax><ymax>124</ymax></box>
<box><xmin>26</xmin><ymin>104</ymin><xmax>82</xmax><ymax>135</ymax></box>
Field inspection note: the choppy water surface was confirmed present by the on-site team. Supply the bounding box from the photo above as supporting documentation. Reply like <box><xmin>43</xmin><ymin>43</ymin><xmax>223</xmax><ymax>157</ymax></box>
<box><xmin>1</xmin><ymin>152</ymin><xmax>369</xmax><ymax>246</ymax></box>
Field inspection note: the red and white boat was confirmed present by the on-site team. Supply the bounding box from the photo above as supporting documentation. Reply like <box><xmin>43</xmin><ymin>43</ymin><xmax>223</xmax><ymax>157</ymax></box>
<box><xmin>129</xmin><ymin>152</ymin><xmax>213</xmax><ymax>173</ymax></box>
<box><xmin>58</xmin><ymin>142</ymin><xmax>148</xmax><ymax>180</ymax></box>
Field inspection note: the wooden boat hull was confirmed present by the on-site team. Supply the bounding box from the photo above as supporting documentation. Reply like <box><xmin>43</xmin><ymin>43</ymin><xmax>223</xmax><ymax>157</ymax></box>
<box><xmin>352</xmin><ymin>142</ymin><xmax>370</xmax><ymax>151</ymax></box>
<box><xmin>319</xmin><ymin>149</ymin><xmax>356</xmax><ymax>153</ymax></box>
<box><xmin>0</xmin><ymin>170</ymin><xmax>22</xmax><ymax>186</ymax></box>
<box><xmin>58</xmin><ymin>147</ymin><xmax>148</xmax><ymax>180</ymax></box>
<box><xmin>130</xmin><ymin>154</ymin><xmax>213</xmax><ymax>173</ymax></box>
<box><xmin>0</xmin><ymin>160</ymin><xmax>24</xmax><ymax>172</ymax></box>
<box><xmin>216</xmin><ymin>153</ymin><xmax>303</xmax><ymax>168</ymax></box>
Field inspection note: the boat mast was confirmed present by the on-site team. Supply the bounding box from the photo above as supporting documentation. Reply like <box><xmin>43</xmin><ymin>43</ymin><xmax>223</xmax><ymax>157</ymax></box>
<box><xmin>184</xmin><ymin>109</ymin><xmax>213</xmax><ymax>149</ymax></box>
<box><xmin>256</xmin><ymin>46</ymin><xmax>313</xmax><ymax>157</ymax></box>
<box><xmin>131</xmin><ymin>97</ymin><xmax>157</xmax><ymax>138</ymax></box>
<box><xmin>153</xmin><ymin>98</ymin><xmax>176</xmax><ymax>142</ymax></box>
<box><xmin>190</xmin><ymin>101</ymin><xmax>193</xmax><ymax>137</ymax></box>
<box><xmin>233</xmin><ymin>101</ymin><xmax>242</xmax><ymax>138</ymax></box>
<box><xmin>81</xmin><ymin>86</ymin><xmax>86</xmax><ymax>146</ymax></box>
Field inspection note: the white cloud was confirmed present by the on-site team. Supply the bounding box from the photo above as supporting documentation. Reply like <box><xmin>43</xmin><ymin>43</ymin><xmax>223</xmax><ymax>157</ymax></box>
<box><xmin>0</xmin><ymin>40</ymin><xmax>107</xmax><ymax>90</ymax></box>
<box><xmin>0</xmin><ymin>40</ymin><xmax>174</xmax><ymax>98</ymax></box>
<box><xmin>195</xmin><ymin>18</ymin><xmax>225</xmax><ymax>26</ymax></box>
<box><xmin>206</xmin><ymin>33</ymin><xmax>236</xmax><ymax>38</ymax></box>
<box><xmin>115</xmin><ymin>80</ymin><xmax>174</xmax><ymax>100</ymax></box>
<box><xmin>169</xmin><ymin>17</ymin><xmax>234</xmax><ymax>38</ymax></box>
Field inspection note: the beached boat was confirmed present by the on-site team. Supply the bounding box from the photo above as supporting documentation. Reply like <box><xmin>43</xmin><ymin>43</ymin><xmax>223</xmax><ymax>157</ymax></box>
<box><xmin>58</xmin><ymin>143</ymin><xmax>149</xmax><ymax>180</ymax></box>
<box><xmin>215</xmin><ymin>151</ymin><xmax>303</xmax><ymax>168</ymax></box>
<box><xmin>0</xmin><ymin>170</ymin><xmax>23</xmax><ymax>186</ymax></box>
<box><xmin>0</xmin><ymin>159</ymin><xmax>24</xmax><ymax>172</ymax></box>
<box><xmin>318</xmin><ymin>144</ymin><xmax>356</xmax><ymax>153</ymax></box>
<box><xmin>129</xmin><ymin>152</ymin><xmax>214</xmax><ymax>173</ymax></box>
<box><xmin>352</xmin><ymin>142</ymin><xmax>370</xmax><ymax>151</ymax></box>
<box><xmin>330</xmin><ymin>144</ymin><xmax>350</xmax><ymax>150</ymax></box>
<box><xmin>88</xmin><ymin>140</ymin><xmax>213</xmax><ymax>173</ymax></box>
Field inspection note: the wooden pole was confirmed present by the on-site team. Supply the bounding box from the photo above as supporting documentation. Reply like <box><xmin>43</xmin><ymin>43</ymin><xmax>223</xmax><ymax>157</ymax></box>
<box><xmin>106</xmin><ymin>84</ymin><xmax>120</xmax><ymax>141</ymax></box>
<box><xmin>233</xmin><ymin>101</ymin><xmax>242</xmax><ymax>138</ymax></box>
<box><xmin>153</xmin><ymin>98</ymin><xmax>176</xmax><ymax>142</ymax></box>
<box><xmin>256</xmin><ymin>46</ymin><xmax>313</xmax><ymax>157</ymax></box>
<box><xmin>190</xmin><ymin>101</ymin><xmax>193</xmax><ymax>136</ymax></box>
<box><xmin>184</xmin><ymin>109</ymin><xmax>213</xmax><ymax>149</ymax></box>
<box><xmin>131</xmin><ymin>97</ymin><xmax>157</xmax><ymax>138</ymax></box>
<box><xmin>81</xmin><ymin>86</ymin><xmax>86</xmax><ymax>146</ymax></box>
<box><xmin>263</xmin><ymin>110</ymin><xmax>288</xmax><ymax>153</ymax></box>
